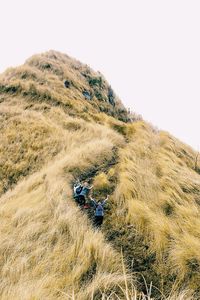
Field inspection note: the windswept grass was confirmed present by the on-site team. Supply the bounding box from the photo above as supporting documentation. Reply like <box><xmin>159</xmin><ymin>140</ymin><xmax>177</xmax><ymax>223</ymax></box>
<box><xmin>0</xmin><ymin>125</ymin><xmax>127</xmax><ymax>299</ymax></box>
<box><xmin>104</xmin><ymin>121</ymin><xmax>200</xmax><ymax>297</ymax></box>
<box><xmin>0</xmin><ymin>50</ymin><xmax>131</xmax><ymax>122</ymax></box>
<box><xmin>0</xmin><ymin>50</ymin><xmax>199</xmax><ymax>299</ymax></box>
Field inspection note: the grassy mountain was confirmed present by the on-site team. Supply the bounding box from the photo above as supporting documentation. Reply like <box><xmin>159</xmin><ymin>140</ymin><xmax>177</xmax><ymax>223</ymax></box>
<box><xmin>0</xmin><ymin>50</ymin><xmax>199</xmax><ymax>299</ymax></box>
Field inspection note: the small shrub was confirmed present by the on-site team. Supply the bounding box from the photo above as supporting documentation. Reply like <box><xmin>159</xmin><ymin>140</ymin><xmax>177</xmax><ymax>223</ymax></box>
<box><xmin>163</xmin><ymin>202</ymin><xmax>174</xmax><ymax>216</ymax></box>
<box><xmin>112</xmin><ymin>123</ymin><xmax>127</xmax><ymax>136</ymax></box>
<box><xmin>186</xmin><ymin>258</ymin><xmax>200</xmax><ymax>273</ymax></box>
<box><xmin>0</xmin><ymin>83</ymin><xmax>22</xmax><ymax>94</ymax></box>
<box><xmin>88</xmin><ymin>76</ymin><xmax>103</xmax><ymax>88</ymax></box>
<box><xmin>42</xmin><ymin>63</ymin><xmax>52</xmax><ymax>69</ymax></box>
<box><xmin>94</xmin><ymin>90</ymin><xmax>104</xmax><ymax>101</ymax></box>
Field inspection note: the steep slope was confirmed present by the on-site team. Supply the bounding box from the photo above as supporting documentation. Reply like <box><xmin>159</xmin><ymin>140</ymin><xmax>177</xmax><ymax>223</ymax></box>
<box><xmin>104</xmin><ymin>124</ymin><xmax>200</xmax><ymax>297</ymax></box>
<box><xmin>0</xmin><ymin>50</ymin><xmax>199</xmax><ymax>299</ymax></box>
<box><xmin>0</xmin><ymin>50</ymin><xmax>132</xmax><ymax>196</ymax></box>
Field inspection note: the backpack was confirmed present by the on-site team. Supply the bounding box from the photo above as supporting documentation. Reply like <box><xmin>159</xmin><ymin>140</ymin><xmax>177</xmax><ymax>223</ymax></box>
<box><xmin>75</xmin><ymin>185</ymin><xmax>83</xmax><ymax>195</ymax></box>
<box><xmin>95</xmin><ymin>203</ymin><xmax>104</xmax><ymax>216</ymax></box>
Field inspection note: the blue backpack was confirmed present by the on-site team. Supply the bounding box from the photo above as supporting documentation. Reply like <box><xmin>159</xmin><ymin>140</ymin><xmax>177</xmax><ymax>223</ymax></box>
<box><xmin>95</xmin><ymin>203</ymin><xmax>104</xmax><ymax>216</ymax></box>
<box><xmin>76</xmin><ymin>185</ymin><xmax>83</xmax><ymax>195</ymax></box>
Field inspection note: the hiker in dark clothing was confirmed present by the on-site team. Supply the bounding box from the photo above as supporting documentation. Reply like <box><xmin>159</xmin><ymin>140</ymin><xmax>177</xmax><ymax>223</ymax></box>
<box><xmin>90</xmin><ymin>195</ymin><xmax>109</xmax><ymax>227</ymax></box>
<box><xmin>73</xmin><ymin>181</ymin><xmax>93</xmax><ymax>207</ymax></box>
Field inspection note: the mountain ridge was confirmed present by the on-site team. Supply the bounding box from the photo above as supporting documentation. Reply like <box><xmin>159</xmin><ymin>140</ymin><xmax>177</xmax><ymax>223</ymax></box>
<box><xmin>0</xmin><ymin>50</ymin><xmax>199</xmax><ymax>299</ymax></box>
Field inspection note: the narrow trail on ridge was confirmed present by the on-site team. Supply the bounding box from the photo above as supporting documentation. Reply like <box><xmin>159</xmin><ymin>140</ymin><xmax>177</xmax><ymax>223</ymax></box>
<box><xmin>71</xmin><ymin>143</ymin><xmax>164</xmax><ymax>299</ymax></box>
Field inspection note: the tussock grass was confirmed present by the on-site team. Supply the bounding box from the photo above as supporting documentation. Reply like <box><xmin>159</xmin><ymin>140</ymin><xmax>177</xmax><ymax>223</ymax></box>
<box><xmin>0</xmin><ymin>50</ymin><xmax>199</xmax><ymax>299</ymax></box>
<box><xmin>0</xmin><ymin>131</ymin><xmax>126</xmax><ymax>299</ymax></box>
<box><xmin>105</xmin><ymin>121</ymin><xmax>200</xmax><ymax>297</ymax></box>
<box><xmin>0</xmin><ymin>50</ymin><xmax>130</xmax><ymax>121</ymax></box>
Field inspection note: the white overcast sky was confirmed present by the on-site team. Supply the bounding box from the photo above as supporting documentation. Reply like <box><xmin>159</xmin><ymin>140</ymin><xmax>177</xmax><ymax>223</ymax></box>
<box><xmin>0</xmin><ymin>0</ymin><xmax>200</xmax><ymax>150</ymax></box>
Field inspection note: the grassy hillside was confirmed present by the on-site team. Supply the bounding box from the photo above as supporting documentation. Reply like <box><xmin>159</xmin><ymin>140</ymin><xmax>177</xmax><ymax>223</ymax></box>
<box><xmin>0</xmin><ymin>50</ymin><xmax>199</xmax><ymax>299</ymax></box>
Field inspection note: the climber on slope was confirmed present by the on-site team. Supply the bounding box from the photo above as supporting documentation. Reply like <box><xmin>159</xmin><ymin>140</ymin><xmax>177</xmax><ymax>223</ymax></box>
<box><xmin>90</xmin><ymin>195</ymin><xmax>109</xmax><ymax>227</ymax></box>
<box><xmin>73</xmin><ymin>180</ymin><xmax>93</xmax><ymax>207</ymax></box>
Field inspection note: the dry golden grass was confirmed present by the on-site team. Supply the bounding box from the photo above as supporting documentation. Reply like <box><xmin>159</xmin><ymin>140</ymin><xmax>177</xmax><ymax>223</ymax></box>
<box><xmin>0</xmin><ymin>126</ymin><xmax>127</xmax><ymax>299</ymax></box>
<box><xmin>0</xmin><ymin>50</ymin><xmax>199</xmax><ymax>299</ymax></box>
<box><xmin>106</xmin><ymin>121</ymin><xmax>200</xmax><ymax>296</ymax></box>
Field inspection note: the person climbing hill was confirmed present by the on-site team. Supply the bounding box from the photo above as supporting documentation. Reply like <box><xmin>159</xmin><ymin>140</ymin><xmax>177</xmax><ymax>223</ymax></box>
<box><xmin>90</xmin><ymin>195</ymin><xmax>109</xmax><ymax>227</ymax></box>
<box><xmin>73</xmin><ymin>180</ymin><xmax>93</xmax><ymax>207</ymax></box>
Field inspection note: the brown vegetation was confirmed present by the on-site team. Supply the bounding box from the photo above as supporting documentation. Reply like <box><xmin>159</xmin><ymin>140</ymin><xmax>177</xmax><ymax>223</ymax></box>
<box><xmin>0</xmin><ymin>51</ymin><xmax>199</xmax><ymax>299</ymax></box>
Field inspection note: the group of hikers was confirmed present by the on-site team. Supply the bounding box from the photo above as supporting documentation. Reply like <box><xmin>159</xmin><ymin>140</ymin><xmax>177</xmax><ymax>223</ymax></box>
<box><xmin>73</xmin><ymin>180</ymin><xmax>109</xmax><ymax>227</ymax></box>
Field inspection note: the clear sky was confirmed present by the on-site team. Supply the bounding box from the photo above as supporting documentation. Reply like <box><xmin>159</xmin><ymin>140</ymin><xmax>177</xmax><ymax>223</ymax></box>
<box><xmin>0</xmin><ymin>0</ymin><xmax>200</xmax><ymax>150</ymax></box>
